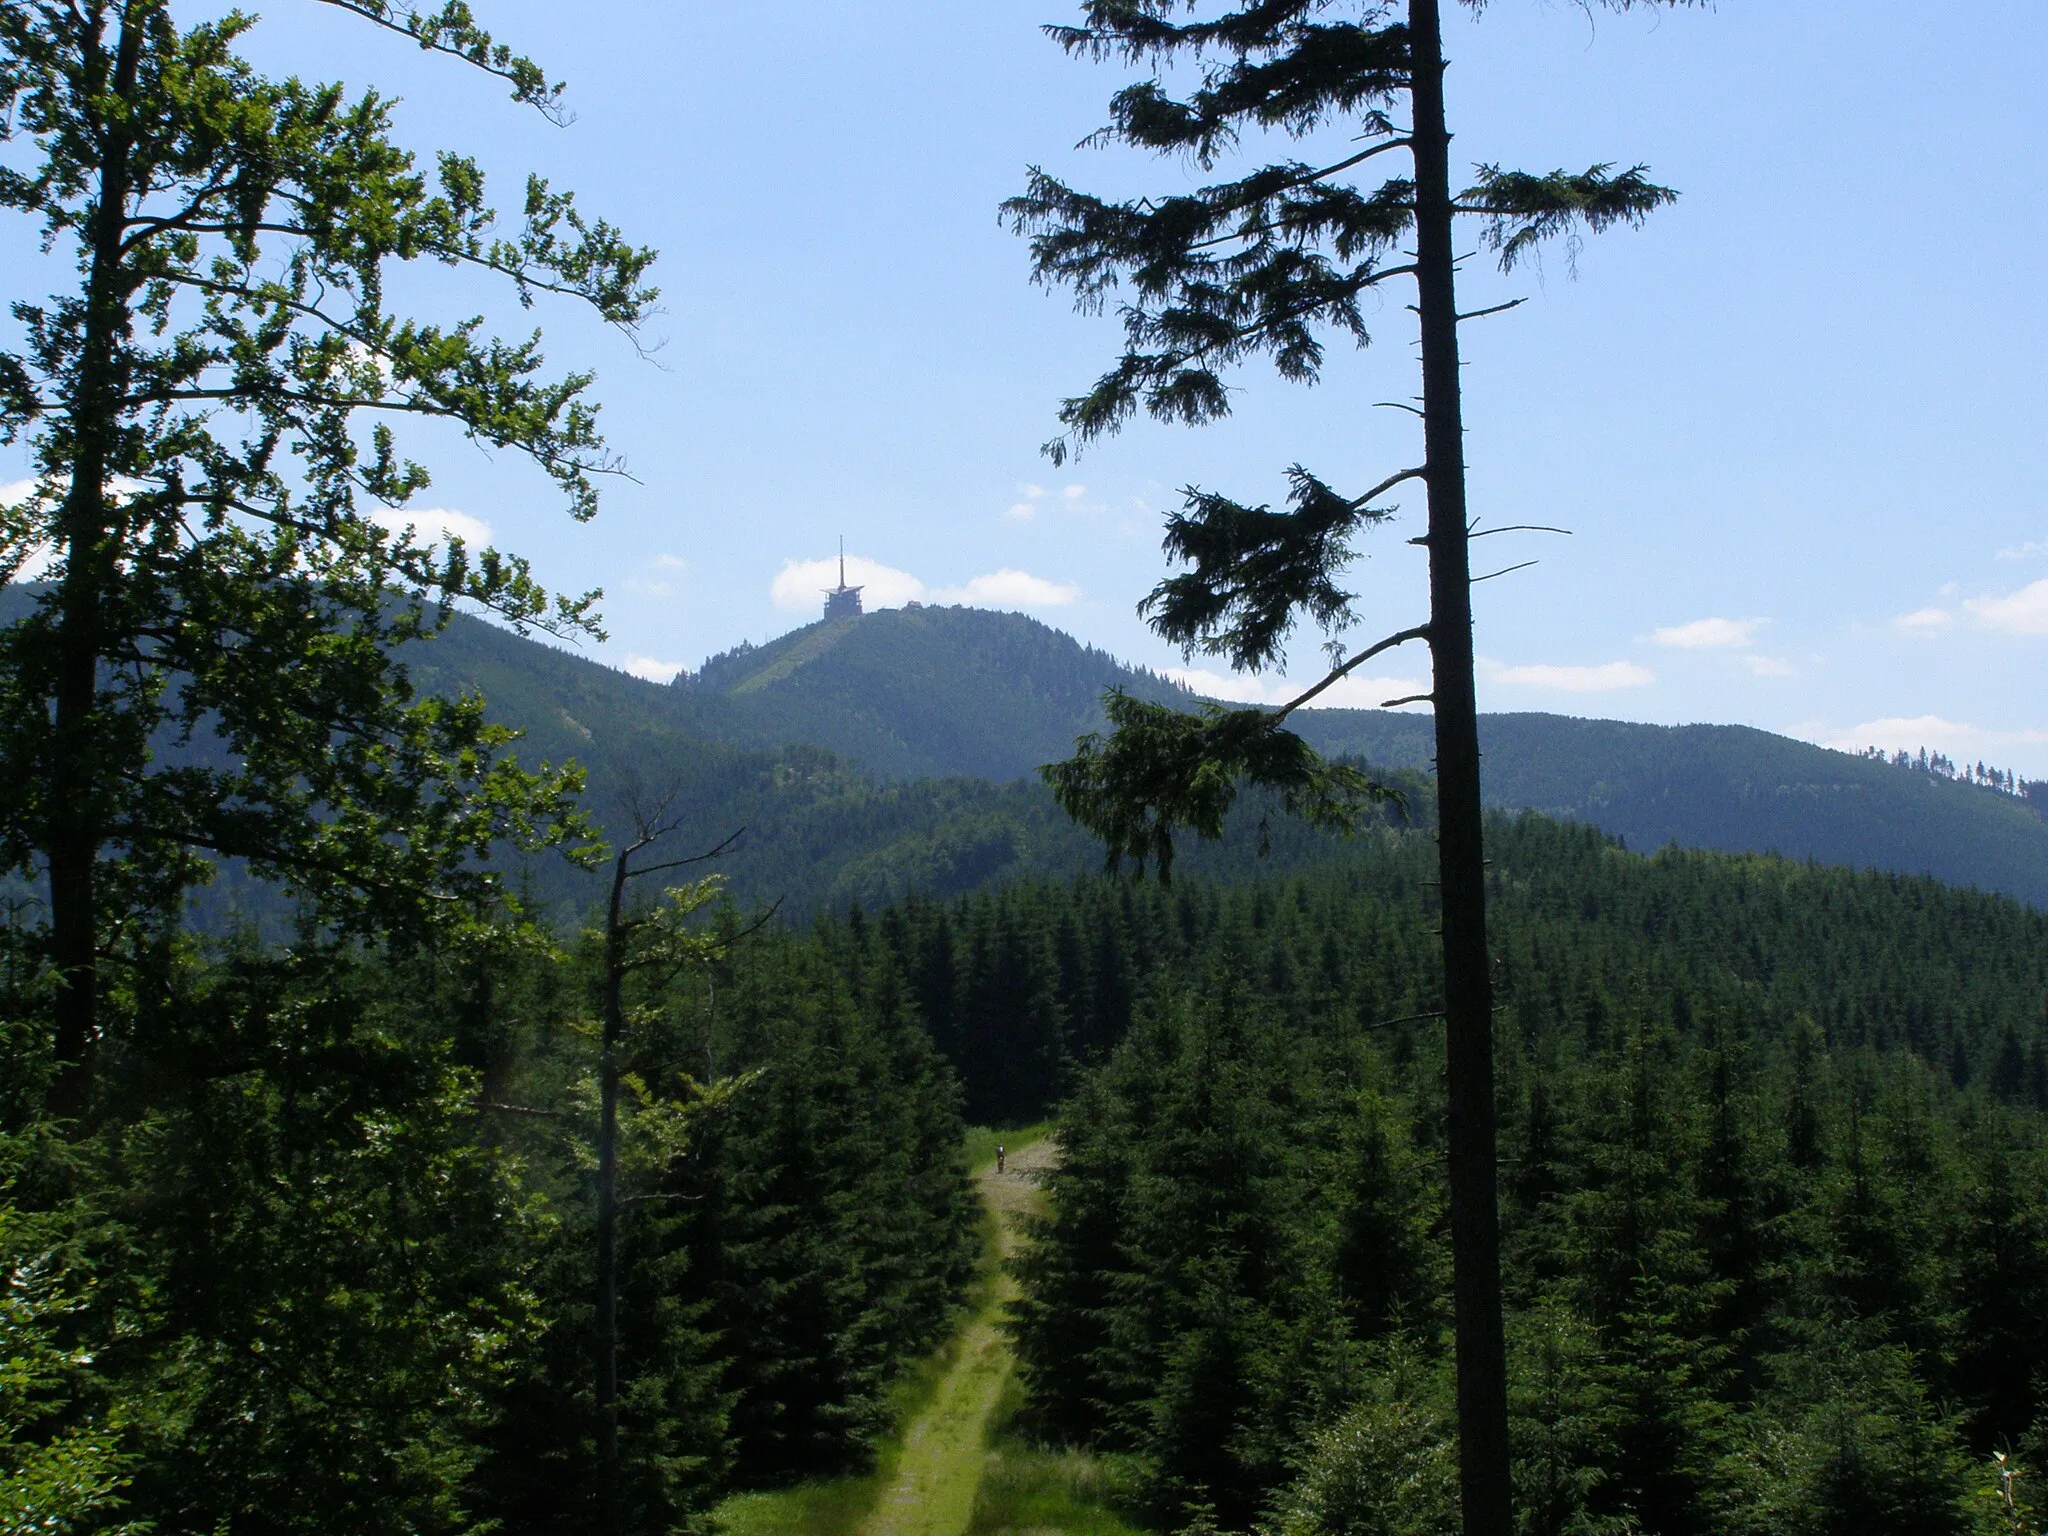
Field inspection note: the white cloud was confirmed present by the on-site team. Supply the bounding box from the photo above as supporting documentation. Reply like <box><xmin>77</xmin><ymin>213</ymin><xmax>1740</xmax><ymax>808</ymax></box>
<box><xmin>2</xmin><ymin>473</ymin><xmax>148</xmax><ymax>508</ymax></box>
<box><xmin>1163</xmin><ymin>668</ymin><xmax>1275</xmax><ymax>703</ymax></box>
<box><xmin>1007</xmin><ymin>483</ymin><xmax>1090</xmax><ymax>519</ymax></box>
<box><xmin>1480</xmin><ymin>658</ymin><xmax>1655</xmax><ymax>693</ymax></box>
<box><xmin>1006</xmin><ymin>483</ymin><xmax>1048</xmax><ymax>520</ymax></box>
<box><xmin>1965</xmin><ymin>578</ymin><xmax>2048</xmax><ymax>636</ymax></box>
<box><xmin>1162</xmin><ymin>668</ymin><xmax>1277</xmax><ymax>703</ymax></box>
<box><xmin>930</xmin><ymin>568</ymin><xmax>1081</xmax><ymax>609</ymax></box>
<box><xmin>1650</xmin><ymin>616</ymin><xmax>1764</xmax><ymax>649</ymax></box>
<box><xmin>371</xmin><ymin>506</ymin><xmax>495</xmax><ymax>548</ymax></box>
<box><xmin>625</xmin><ymin>552</ymin><xmax>688</xmax><ymax>597</ymax></box>
<box><xmin>1893</xmin><ymin>605</ymin><xmax>1956</xmax><ymax>635</ymax></box>
<box><xmin>1808</xmin><ymin>714</ymin><xmax>2048</xmax><ymax>776</ymax></box>
<box><xmin>1164</xmin><ymin>667</ymin><xmax>1431</xmax><ymax>710</ymax></box>
<box><xmin>322</xmin><ymin>339</ymin><xmax>394</xmax><ymax>389</ymax></box>
<box><xmin>1745</xmin><ymin>654</ymin><xmax>1797</xmax><ymax>678</ymax></box>
<box><xmin>772</xmin><ymin>558</ymin><xmax>1082</xmax><ymax>614</ymax></box>
<box><xmin>1996</xmin><ymin>538</ymin><xmax>2046</xmax><ymax>562</ymax></box>
<box><xmin>622</xmin><ymin>654</ymin><xmax>686</xmax><ymax>685</ymax></box>
<box><xmin>770</xmin><ymin>554</ymin><xmax>927</xmax><ymax>610</ymax></box>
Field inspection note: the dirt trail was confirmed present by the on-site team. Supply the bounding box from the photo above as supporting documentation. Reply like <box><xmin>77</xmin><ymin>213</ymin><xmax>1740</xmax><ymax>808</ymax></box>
<box><xmin>855</xmin><ymin>1138</ymin><xmax>1056</xmax><ymax>1536</ymax></box>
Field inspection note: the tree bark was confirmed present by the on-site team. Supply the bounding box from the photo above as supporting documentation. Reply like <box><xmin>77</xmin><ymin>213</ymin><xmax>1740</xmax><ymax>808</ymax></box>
<box><xmin>597</xmin><ymin>846</ymin><xmax>628</xmax><ymax>1509</ymax></box>
<box><xmin>48</xmin><ymin>2</ymin><xmax>147</xmax><ymax>1115</ymax></box>
<box><xmin>1408</xmin><ymin>3</ymin><xmax>1513</xmax><ymax>1533</ymax></box>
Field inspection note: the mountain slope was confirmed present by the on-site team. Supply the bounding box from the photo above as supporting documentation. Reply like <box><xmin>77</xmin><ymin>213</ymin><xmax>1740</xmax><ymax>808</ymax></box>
<box><xmin>409</xmin><ymin>607</ymin><xmax>1364</xmax><ymax>916</ymax></box>
<box><xmin>652</xmin><ymin>607</ymin><xmax>2048</xmax><ymax>908</ymax></box>
<box><xmin>7</xmin><ymin>578</ymin><xmax>2039</xmax><ymax>918</ymax></box>
<box><xmin>1290</xmin><ymin>710</ymin><xmax>2048</xmax><ymax>907</ymax></box>
<box><xmin>400</xmin><ymin>612</ymin><xmax>1101</xmax><ymax>916</ymax></box>
<box><xmin>672</xmin><ymin>605</ymin><xmax>1192</xmax><ymax>781</ymax></box>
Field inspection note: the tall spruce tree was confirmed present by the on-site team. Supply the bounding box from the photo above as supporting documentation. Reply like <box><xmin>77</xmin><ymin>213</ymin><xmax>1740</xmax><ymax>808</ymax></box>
<box><xmin>1008</xmin><ymin>5</ymin><xmax>1693</xmax><ymax>1530</ymax></box>
<box><xmin>0</xmin><ymin>2</ymin><xmax>652</xmax><ymax>1110</ymax></box>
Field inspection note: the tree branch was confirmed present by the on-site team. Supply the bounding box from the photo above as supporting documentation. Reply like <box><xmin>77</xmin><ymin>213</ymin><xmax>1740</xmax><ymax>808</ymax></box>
<box><xmin>1470</xmin><ymin>560</ymin><xmax>1539</xmax><ymax>584</ymax></box>
<box><xmin>1366</xmin><ymin>1009</ymin><xmax>1444</xmax><ymax>1031</ymax></box>
<box><xmin>1270</xmin><ymin>623</ymin><xmax>1430</xmax><ymax>722</ymax></box>
<box><xmin>1181</xmin><ymin>139</ymin><xmax>1416</xmax><ymax>251</ymax></box>
<box><xmin>312</xmin><ymin>0</ymin><xmax>569</xmax><ymax>123</ymax></box>
<box><xmin>622</xmin><ymin>828</ymin><xmax>746</xmax><ymax>881</ymax></box>
<box><xmin>1350</xmin><ymin>465</ymin><xmax>1428</xmax><ymax>510</ymax></box>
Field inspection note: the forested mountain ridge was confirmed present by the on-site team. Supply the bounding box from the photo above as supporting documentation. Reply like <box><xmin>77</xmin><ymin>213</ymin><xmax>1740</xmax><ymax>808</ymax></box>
<box><xmin>867</xmin><ymin>812</ymin><xmax>2048</xmax><ymax>1127</ymax></box>
<box><xmin>1293</xmin><ymin>710</ymin><xmax>2048</xmax><ymax>908</ymax></box>
<box><xmin>413</xmin><ymin>603</ymin><xmax>2048</xmax><ymax>911</ymax></box>
<box><xmin>672</xmin><ymin>604</ymin><xmax>1194</xmax><ymax>781</ymax></box>
<box><xmin>6</xmin><ymin>579</ymin><xmax>2034</xmax><ymax>917</ymax></box>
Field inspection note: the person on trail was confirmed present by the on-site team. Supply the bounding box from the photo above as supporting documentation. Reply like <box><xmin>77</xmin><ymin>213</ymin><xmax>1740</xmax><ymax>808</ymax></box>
<box><xmin>996</xmin><ymin>1144</ymin><xmax>1005</xmax><ymax>1175</ymax></box>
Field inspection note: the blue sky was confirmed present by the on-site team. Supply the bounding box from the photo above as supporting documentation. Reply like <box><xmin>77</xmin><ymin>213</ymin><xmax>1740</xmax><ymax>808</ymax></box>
<box><xmin>8</xmin><ymin>2</ymin><xmax>2047</xmax><ymax>772</ymax></box>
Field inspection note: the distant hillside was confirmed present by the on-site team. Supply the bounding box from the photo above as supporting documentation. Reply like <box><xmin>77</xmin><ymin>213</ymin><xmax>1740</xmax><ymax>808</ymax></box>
<box><xmin>671</xmin><ymin>605</ymin><xmax>1192</xmax><ymax>781</ymax></box>
<box><xmin>405</xmin><ymin>608</ymin><xmax>1381</xmax><ymax>917</ymax></box>
<box><xmin>413</xmin><ymin>604</ymin><xmax>2048</xmax><ymax>910</ymax></box>
<box><xmin>1290</xmin><ymin>710</ymin><xmax>2048</xmax><ymax>908</ymax></box>
<box><xmin>650</xmin><ymin>605</ymin><xmax>2047</xmax><ymax>909</ymax></box>
<box><xmin>7</xmin><ymin>578</ymin><xmax>2041</xmax><ymax>918</ymax></box>
<box><xmin>0</xmin><ymin>585</ymin><xmax>1093</xmax><ymax>924</ymax></box>
<box><xmin>399</xmin><ymin>612</ymin><xmax>1096</xmax><ymax>917</ymax></box>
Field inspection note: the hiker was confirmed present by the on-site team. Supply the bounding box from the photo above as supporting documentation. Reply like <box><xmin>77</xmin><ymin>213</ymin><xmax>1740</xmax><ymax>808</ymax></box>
<box><xmin>996</xmin><ymin>1144</ymin><xmax>1005</xmax><ymax>1175</ymax></box>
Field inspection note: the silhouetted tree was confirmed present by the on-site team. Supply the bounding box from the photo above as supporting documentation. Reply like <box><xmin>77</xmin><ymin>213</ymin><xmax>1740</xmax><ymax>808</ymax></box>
<box><xmin>1009</xmin><ymin>5</ymin><xmax>1694</xmax><ymax>1528</ymax></box>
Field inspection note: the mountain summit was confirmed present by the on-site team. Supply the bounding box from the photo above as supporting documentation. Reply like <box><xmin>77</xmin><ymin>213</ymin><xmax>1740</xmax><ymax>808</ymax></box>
<box><xmin>412</xmin><ymin>602</ymin><xmax>2048</xmax><ymax>910</ymax></box>
<box><xmin>672</xmin><ymin>605</ymin><xmax>1192</xmax><ymax>782</ymax></box>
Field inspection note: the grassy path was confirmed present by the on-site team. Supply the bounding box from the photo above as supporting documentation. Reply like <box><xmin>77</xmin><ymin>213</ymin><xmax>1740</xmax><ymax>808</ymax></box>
<box><xmin>715</xmin><ymin>1135</ymin><xmax>1071</xmax><ymax>1536</ymax></box>
<box><xmin>716</xmin><ymin>1134</ymin><xmax>1143</xmax><ymax>1535</ymax></box>
<box><xmin>854</xmin><ymin>1138</ymin><xmax>1058</xmax><ymax>1536</ymax></box>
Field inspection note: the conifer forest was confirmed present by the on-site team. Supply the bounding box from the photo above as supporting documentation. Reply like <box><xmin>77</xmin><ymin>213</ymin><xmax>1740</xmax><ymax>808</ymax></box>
<box><xmin>3</xmin><ymin>3</ymin><xmax>2045</xmax><ymax>1535</ymax></box>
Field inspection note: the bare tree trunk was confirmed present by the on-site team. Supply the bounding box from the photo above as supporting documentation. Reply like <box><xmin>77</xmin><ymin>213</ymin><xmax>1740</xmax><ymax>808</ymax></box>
<box><xmin>597</xmin><ymin>846</ymin><xmax>628</xmax><ymax>1516</ymax></box>
<box><xmin>1408</xmin><ymin>3</ymin><xmax>1512</xmax><ymax>1533</ymax></box>
<box><xmin>48</xmin><ymin>2</ymin><xmax>146</xmax><ymax>1116</ymax></box>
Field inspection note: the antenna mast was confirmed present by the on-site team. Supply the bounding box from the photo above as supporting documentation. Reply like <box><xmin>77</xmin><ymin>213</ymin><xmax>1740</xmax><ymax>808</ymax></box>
<box><xmin>823</xmin><ymin>535</ymin><xmax>865</xmax><ymax>620</ymax></box>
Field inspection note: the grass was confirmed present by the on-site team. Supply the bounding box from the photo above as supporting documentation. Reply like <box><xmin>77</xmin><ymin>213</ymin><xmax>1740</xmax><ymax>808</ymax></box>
<box><xmin>966</xmin><ymin>1375</ymin><xmax>1152</xmax><ymax>1536</ymax></box>
<box><xmin>726</xmin><ymin>615</ymin><xmax>859</xmax><ymax>694</ymax></box>
<box><xmin>710</xmin><ymin>1317</ymin><xmax>973</xmax><ymax>1536</ymax></box>
<box><xmin>715</xmin><ymin>1477</ymin><xmax>882</xmax><ymax>1536</ymax></box>
<box><xmin>714</xmin><ymin>1123</ymin><xmax>1151</xmax><ymax>1536</ymax></box>
<box><xmin>966</xmin><ymin>1447</ymin><xmax>1152</xmax><ymax>1536</ymax></box>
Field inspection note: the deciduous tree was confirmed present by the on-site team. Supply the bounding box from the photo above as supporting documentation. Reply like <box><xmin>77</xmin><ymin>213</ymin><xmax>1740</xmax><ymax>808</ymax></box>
<box><xmin>0</xmin><ymin>0</ymin><xmax>652</xmax><ymax>1109</ymax></box>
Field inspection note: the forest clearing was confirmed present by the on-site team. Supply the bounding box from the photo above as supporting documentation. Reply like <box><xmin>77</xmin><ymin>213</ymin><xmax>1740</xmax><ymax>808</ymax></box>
<box><xmin>715</xmin><ymin>1133</ymin><xmax>1141</xmax><ymax>1536</ymax></box>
